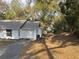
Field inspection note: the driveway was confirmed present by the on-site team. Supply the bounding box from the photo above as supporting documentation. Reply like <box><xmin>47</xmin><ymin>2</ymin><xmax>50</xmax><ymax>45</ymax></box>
<box><xmin>0</xmin><ymin>40</ymin><xmax>31</xmax><ymax>59</ymax></box>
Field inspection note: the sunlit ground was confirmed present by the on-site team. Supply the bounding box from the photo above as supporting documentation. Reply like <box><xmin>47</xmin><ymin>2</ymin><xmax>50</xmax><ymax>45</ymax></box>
<box><xmin>20</xmin><ymin>32</ymin><xmax>79</xmax><ymax>59</ymax></box>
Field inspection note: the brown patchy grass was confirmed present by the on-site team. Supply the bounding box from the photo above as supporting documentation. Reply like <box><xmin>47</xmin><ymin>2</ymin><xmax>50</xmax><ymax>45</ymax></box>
<box><xmin>20</xmin><ymin>32</ymin><xmax>79</xmax><ymax>59</ymax></box>
<box><xmin>0</xmin><ymin>40</ymin><xmax>15</xmax><ymax>46</ymax></box>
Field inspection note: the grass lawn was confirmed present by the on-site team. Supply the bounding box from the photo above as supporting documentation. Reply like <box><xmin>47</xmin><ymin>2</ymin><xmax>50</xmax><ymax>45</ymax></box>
<box><xmin>20</xmin><ymin>32</ymin><xmax>79</xmax><ymax>59</ymax></box>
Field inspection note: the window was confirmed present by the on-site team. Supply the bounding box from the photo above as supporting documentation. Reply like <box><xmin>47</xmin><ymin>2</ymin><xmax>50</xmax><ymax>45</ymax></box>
<box><xmin>6</xmin><ymin>29</ymin><xmax>12</xmax><ymax>36</ymax></box>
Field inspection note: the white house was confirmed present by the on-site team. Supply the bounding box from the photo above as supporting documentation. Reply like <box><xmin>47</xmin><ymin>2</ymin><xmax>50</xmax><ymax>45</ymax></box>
<box><xmin>0</xmin><ymin>20</ymin><xmax>42</xmax><ymax>40</ymax></box>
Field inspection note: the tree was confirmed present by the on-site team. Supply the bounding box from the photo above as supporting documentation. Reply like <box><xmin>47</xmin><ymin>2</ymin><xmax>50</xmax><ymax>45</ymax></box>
<box><xmin>0</xmin><ymin>0</ymin><xmax>9</xmax><ymax>19</ymax></box>
<box><xmin>3</xmin><ymin>9</ymin><xmax>16</xmax><ymax>19</ymax></box>
<box><xmin>59</xmin><ymin>0</ymin><xmax>79</xmax><ymax>38</ymax></box>
<box><xmin>59</xmin><ymin>0</ymin><xmax>79</xmax><ymax>32</ymax></box>
<box><xmin>34</xmin><ymin>0</ymin><xmax>62</xmax><ymax>33</ymax></box>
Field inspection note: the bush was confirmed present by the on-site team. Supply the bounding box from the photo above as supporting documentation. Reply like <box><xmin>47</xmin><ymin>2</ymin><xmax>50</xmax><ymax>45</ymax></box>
<box><xmin>4</xmin><ymin>10</ymin><xmax>16</xmax><ymax>19</ymax></box>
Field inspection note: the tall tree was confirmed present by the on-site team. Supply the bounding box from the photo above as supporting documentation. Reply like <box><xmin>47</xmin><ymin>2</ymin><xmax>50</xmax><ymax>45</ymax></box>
<box><xmin>0</xmin><ymin>0</ymin><xmax>9</xmax><ymax>19</ymax></box>
<box><xmin>34</xmin><ymin>0</ymin><xmax>61</xmax><ymax>33</ymax></box>
<box><xmin>59</xmin><ymin>0</ymin><xmax>79</xmax><ymax>32</ymax></box>
<box><xmin>11</xmin><ymin>0</ymin><xmax>28</xmax><ymax>19</ymax></box>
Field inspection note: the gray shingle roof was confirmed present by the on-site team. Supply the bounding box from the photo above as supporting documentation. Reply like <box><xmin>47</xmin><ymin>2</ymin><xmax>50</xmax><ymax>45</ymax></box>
<box><xmin>0</xmin><ymin>20</ymin><xmax>39</xmax><ymax>30</ymax></box>
<box><xmin>0</xmin><ymin>21</ymin><xmax>22</xmax><ymax>29</ymax></box>
<box><xmin>21</xmin><ymin>21</ymin><xmax>39</xmax><ymax>30</ymax></box>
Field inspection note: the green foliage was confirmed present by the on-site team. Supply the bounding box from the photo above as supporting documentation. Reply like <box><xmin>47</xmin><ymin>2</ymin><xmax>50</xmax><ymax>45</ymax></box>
<box><xmin>3</xmin><ymin>10</ymin><xmax>16</xmax><ymax>19</ymax></box>
<box><xmin>59</xmin><ymin>0</ymin><xmax>79</xmax><ymax>37</ymax></box>
<box><xmin>0</xmin><ymin>13</ymin><xmax>5</xmax><ymax>19</ymax></box>
<box><xmin>34</xmin><ymin>0</ymin><xmax>61</xmax><ymax>33</ymax></box>
<box><xmin>11</xmin><ymin>0</ymin><xmax>21</xmax><ymax>12</ymax></box>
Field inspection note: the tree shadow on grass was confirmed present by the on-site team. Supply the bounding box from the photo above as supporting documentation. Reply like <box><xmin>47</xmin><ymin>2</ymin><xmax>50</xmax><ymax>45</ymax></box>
<box><xmin>23</xmin><ymin>32</ymin><xmax>79</xmax><ymax>59</ymax></box>
<box><xmin>24</xmin><ymin>39</ymin><xmax>64</xmax><ymax>59</ymax></box>
<box><xmin>41</xmin><ymin>39</ymin><xmax>54</xmax><ymax>59</ymax></box>
<box><xmin>51</xmin><ymin>32</ymin><xmax>79</xmax><ymax>47</ymax></box>
<box><xmin>24</xmin><ymin>39</ymin><xmax>56</xmax><ymax>59</ymax></box>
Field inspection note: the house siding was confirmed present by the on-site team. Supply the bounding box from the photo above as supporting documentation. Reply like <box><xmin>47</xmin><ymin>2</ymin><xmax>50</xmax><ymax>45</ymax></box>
<box><xmin>0</xmin><ymin>30</ymin><xmax>19</xmax><ymax>39</ymax></box>
<box><xmin>0</xmin><ymin>29</ymin><xmax>42</xmax><ymax>40</ymax></box>
<box><xmin>12</xmin><ymin>30</ymin><xmax>19</xmax><ymax>39</ymax></box>
<box><xmin>20</xmin><ymin>29</ymin><xmax>36</xmax><ymax>40</ymax></box>
<box><xmin>0</xmin><ymin>30</ymin><xmax>6</xmax><ymax>39</ymax></box>
<box><xmin>36</xmin><ymin>28</ymin><xmax>42</xmax><ymax>37</ymax></box>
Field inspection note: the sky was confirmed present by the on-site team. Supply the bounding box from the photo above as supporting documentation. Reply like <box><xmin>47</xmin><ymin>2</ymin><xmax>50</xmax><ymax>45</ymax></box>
<box><xmin>2</xmin><ymin>0</ymin><xmax>35</xmax><ymax>7</ymax></box>
<box><xmin>2</xmin><ymin>0</ymin><xmax>12</xmax><ymax>4</ymax></box>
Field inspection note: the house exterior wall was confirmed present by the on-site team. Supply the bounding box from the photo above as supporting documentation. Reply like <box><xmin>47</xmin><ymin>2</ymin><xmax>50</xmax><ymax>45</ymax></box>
<box><xmin>0</xmin><ymin>28</ymin><xmax>42</xmax><ymax>40</ymax></box>
<box><xmin>0</xmin><ymin>30</ymin><xmax>6</xmax><ymax>39</ymax></box>
<box><xmin>36</xmin><ymin>28</ymin><xmax>42</xmax><ymax>37</ymax></box>
<box><xmin>0</xmin><ymin>29</ymin><xmax>19</xmax><ymax>39</ymax></box>
<box><xmin>12</xmin><ymin>30</ymin><xmax>19</xmax><ymax>39</ymax></box>
<box><xmin>20</xmin><ymin>29</ymin><xmax>36</xmax><ymax>40</ymax></box>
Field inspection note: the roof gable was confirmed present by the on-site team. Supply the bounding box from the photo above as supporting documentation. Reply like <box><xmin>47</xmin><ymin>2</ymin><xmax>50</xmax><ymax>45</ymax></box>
<box><xmin>0</xmin><ymin>20</ymin><xmax>40</xmax><ymax>30</ymax></box>
<box><xmin>21</xmin><ymin>21</ymin><xmax>39</xmax><ymax>30</ymax></box>
<box><xmin>0</xmin><ymin>20</ymin><xmax>24</xmax><ymax>29</ymax></box>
